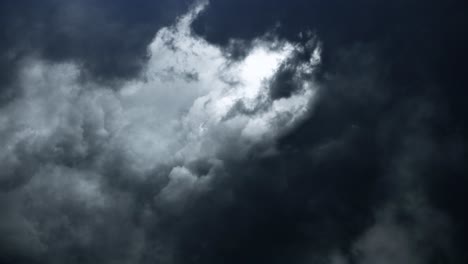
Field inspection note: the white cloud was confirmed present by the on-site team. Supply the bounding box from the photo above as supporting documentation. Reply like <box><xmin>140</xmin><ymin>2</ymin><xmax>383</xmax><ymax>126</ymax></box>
<box><xmin>0</xmin><ymin>2</ymin><xmax>321</xmax><ymax>208</ymax></box>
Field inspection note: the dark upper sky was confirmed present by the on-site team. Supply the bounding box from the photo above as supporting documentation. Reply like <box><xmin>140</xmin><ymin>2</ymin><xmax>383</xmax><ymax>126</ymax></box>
<box><xmin>0</xmin><ymin>0</ymin><xmax>467</xmax><ymax>263</ymax></box>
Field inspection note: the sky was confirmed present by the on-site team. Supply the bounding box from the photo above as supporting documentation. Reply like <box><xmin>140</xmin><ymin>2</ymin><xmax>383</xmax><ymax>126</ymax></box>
<box><xmin>0</xmin><ymin>0</ymin><xmax>467</xmax><ymax>263</ymax></box>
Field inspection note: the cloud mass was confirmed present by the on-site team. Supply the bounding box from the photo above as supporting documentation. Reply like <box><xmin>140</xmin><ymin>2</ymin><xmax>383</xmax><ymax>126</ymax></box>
<box><xmin>1</xmin><ymin>0</ymin><xmax>467</xmax><ymax>263</ymax></box>
<box><xmin>0</xmin><ymin>3</ymin><xmax>322</xmax><ymax>263</ymax></box>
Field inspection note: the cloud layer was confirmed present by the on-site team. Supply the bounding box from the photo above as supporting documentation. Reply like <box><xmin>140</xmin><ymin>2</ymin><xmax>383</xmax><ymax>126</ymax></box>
<box><xmin>0</xmin><ymin>4</ymin><xmax>322</xmax><ymax>263</ymax></box>
<box><xmin>1</xmin><ymin>0</ymin><xmax>467</xmax><ymax>263</ymax></box>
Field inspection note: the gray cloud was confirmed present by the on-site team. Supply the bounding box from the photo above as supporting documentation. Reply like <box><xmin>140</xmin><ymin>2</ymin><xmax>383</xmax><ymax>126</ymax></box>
<box><xmin>1</xmin><ymin>1</ymin><xmax>467</xmax><ymax>263</ymax></box>
<box><xmin>0</xmin><ymin>4</ymin><xmax>322</xmax><ymax>263</ymax></box>
<box><xmin>351</xmin><ymin>199</ymin><xmax>452</xmax><ymax>264</ymax></box>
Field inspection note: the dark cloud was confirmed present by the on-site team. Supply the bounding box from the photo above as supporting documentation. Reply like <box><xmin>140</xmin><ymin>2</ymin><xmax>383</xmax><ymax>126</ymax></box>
<box><xmin>188</xmin><ymin>0</ymin><xmax>468</xmax><ymax>262</ymax></box>
<box><xmin>0</xmin><ymin>0</ymin><xmax>191</xmax><ymax>90</ymax></box>
<box><xmin>1</xmin><ymin>0</ymin><xmax>467</xmax><ymax>264</ymax></box>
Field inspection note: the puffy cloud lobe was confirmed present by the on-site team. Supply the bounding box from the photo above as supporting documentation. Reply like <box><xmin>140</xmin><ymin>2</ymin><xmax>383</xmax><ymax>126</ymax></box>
<box><xmin>0</xmin><ymin>3</ymin><xmax>321</xmax><ymax>263</ymax></box>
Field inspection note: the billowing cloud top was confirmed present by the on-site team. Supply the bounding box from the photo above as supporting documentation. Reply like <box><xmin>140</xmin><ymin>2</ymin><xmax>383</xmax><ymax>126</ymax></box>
<box><xmin>0</xmin><ymin>3</ymin><xmax>321</xmax><ymax>263</ymax></box>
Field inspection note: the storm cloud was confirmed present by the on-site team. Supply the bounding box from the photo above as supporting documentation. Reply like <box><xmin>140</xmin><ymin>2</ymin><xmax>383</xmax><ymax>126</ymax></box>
<box><xmin>0</xmin><ymin>3</ymin><xmax>322</xmax><ymax>263</ymax></box>
<box><xmin>0</xmin><ymin>0</ymin><xmax>467</xmax><ymax>264</ymax></box>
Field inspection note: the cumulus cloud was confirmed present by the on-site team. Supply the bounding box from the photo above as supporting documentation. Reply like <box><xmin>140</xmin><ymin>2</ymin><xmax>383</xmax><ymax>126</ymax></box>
<box><xmin>1</xmin><ymin>2</ymin><xmax>319</xmax><ymax>184</ymax></box>
<box><xmin>0</xmin><ymin>3</ymin><xmax>321</xmax><ymax>263</ymax></box>
<box><xmin>2</xmin><ymin>1</ymin><xmax>464</xmax><ymax>263</ymax></box>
